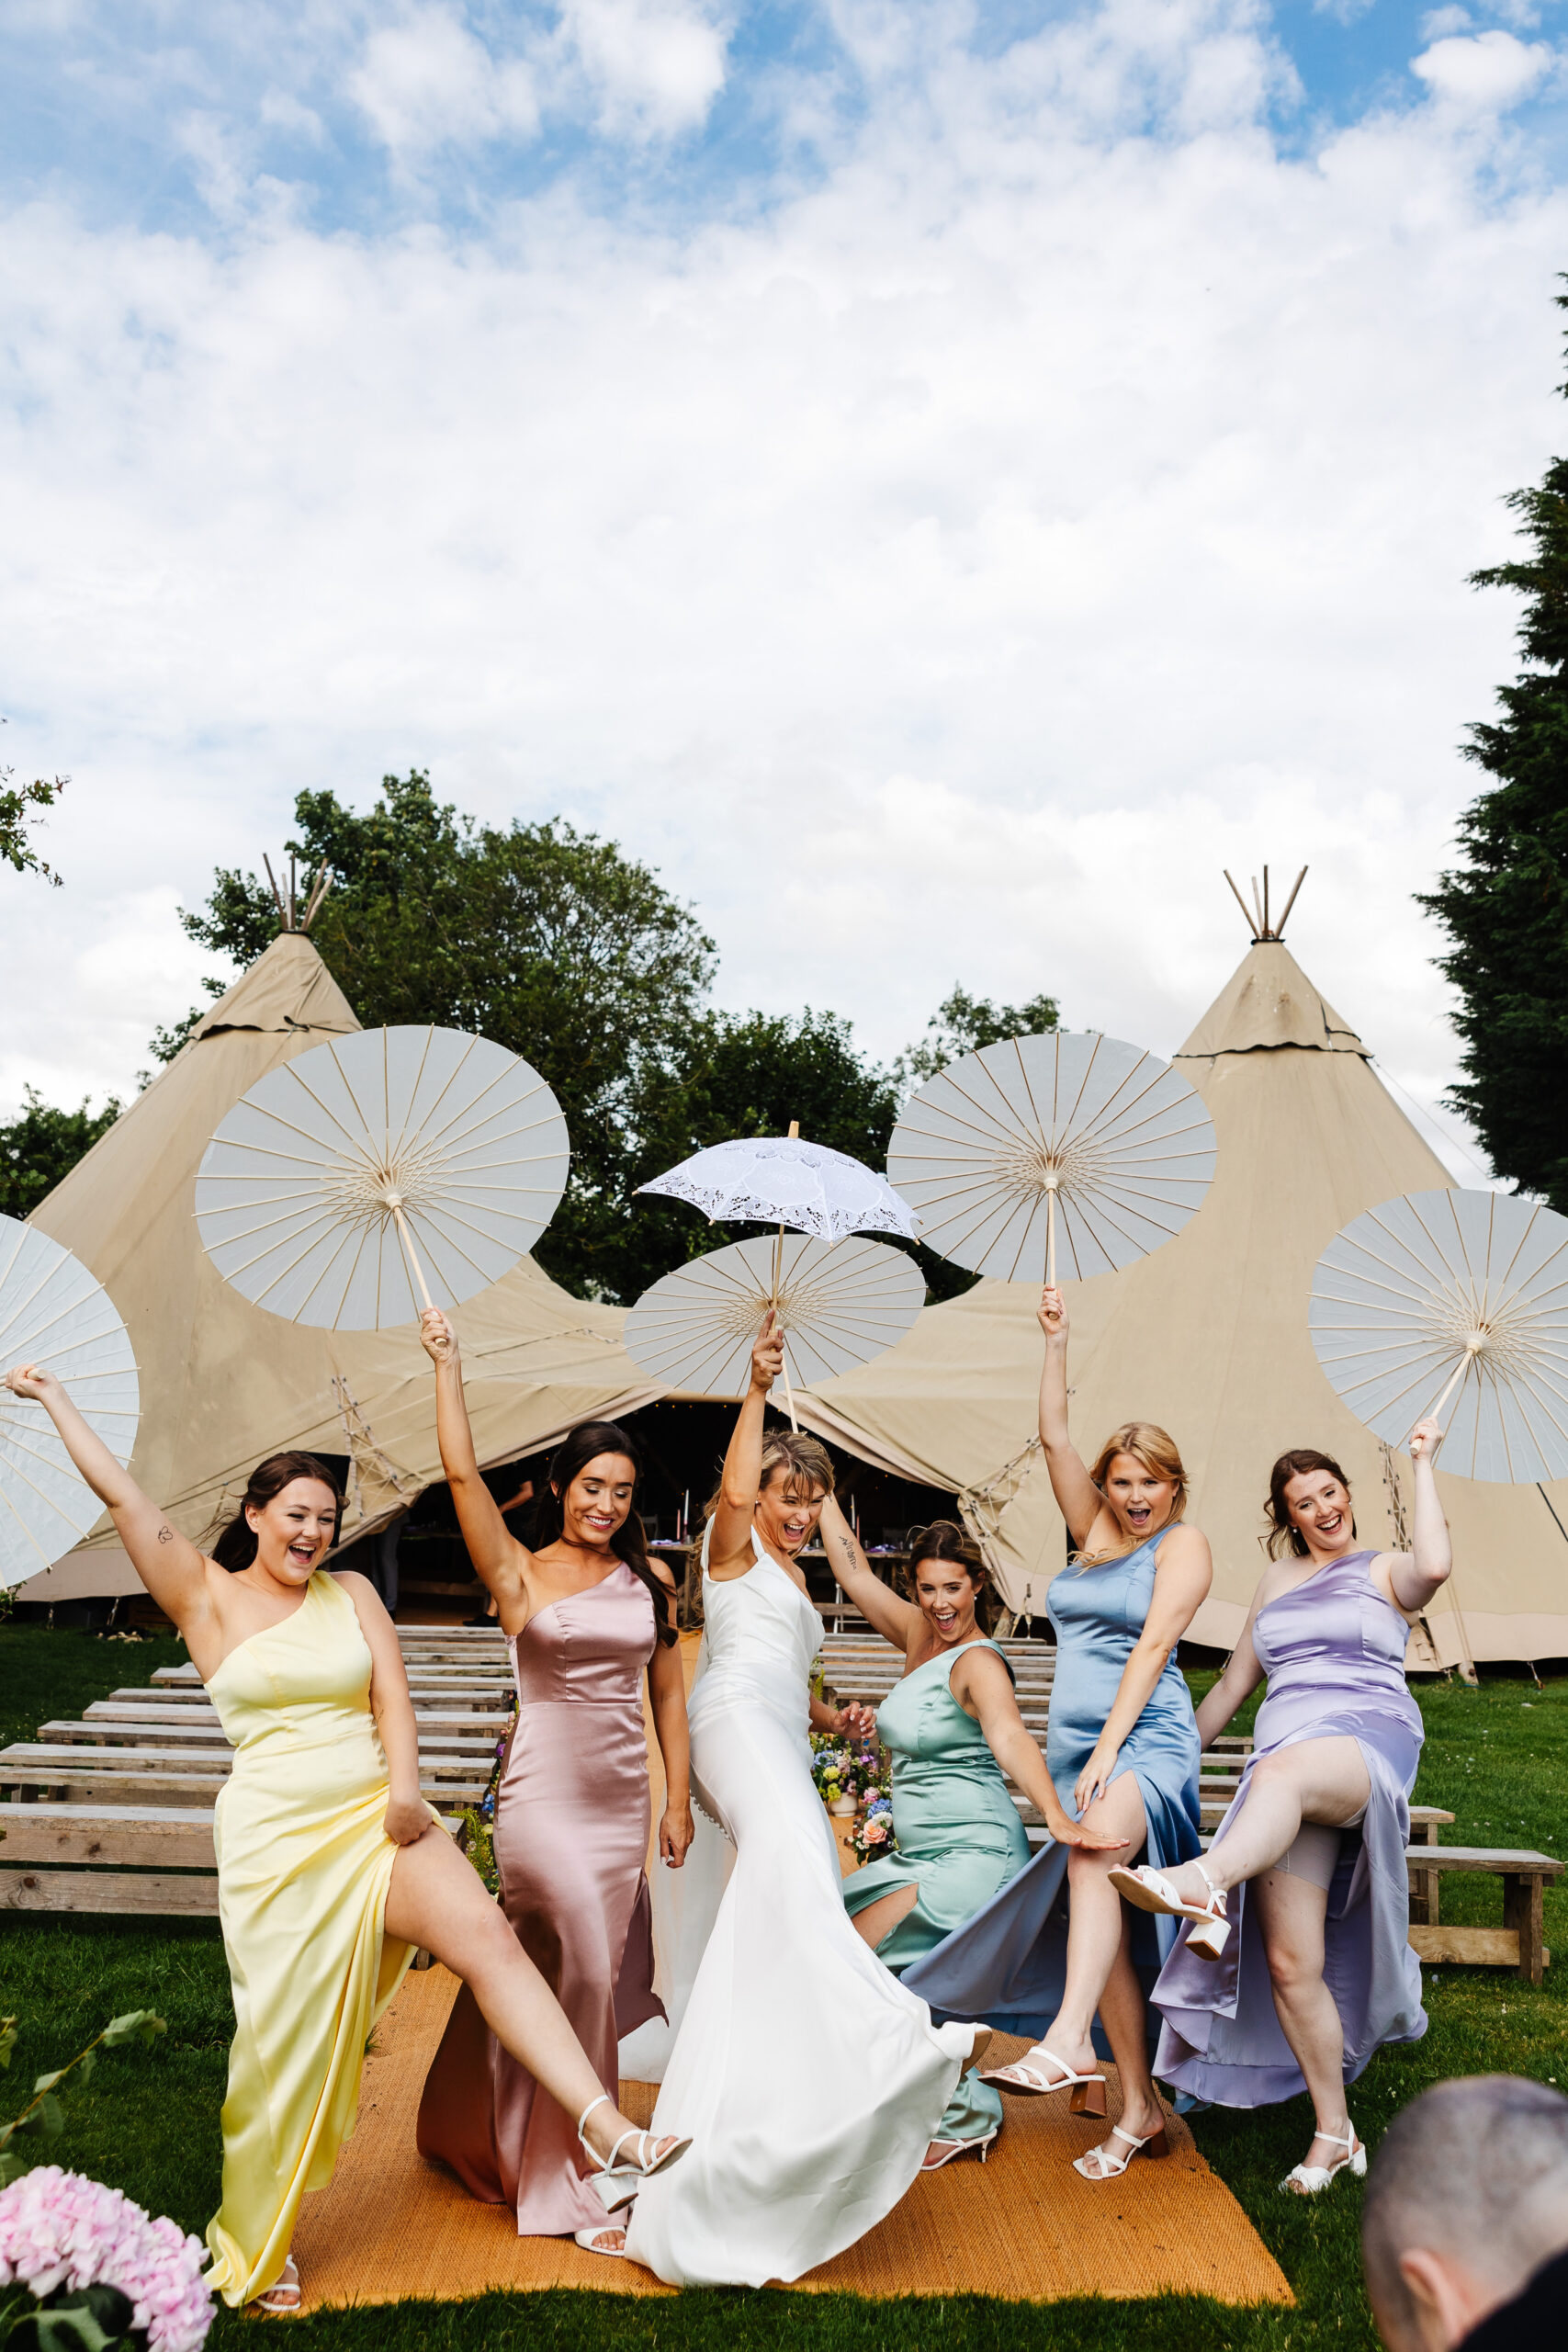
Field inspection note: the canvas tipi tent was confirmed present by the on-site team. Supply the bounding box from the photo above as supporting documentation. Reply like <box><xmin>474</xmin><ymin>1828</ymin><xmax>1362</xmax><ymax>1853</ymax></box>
<box><xmin>798</xmin><ymin>910</ymin><xmax>1568</xmax><ymax>1665</ymax></box>
<box><xmin>19</xmin><ymin>928</ymin><xmax>660</xmax><ymax>1600</ymax></box>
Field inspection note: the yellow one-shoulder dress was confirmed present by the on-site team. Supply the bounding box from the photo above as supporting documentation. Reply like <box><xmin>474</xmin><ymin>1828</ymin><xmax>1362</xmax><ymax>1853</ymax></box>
<box><xmin>203</xmin><ymin>1572</ymin><xmax>423</xmax><ymax>2305</ymax></box>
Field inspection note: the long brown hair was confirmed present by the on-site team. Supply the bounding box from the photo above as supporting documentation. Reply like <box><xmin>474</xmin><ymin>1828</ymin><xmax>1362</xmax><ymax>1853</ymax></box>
<box><xmin>210</xmin><ymin>1453</ymin><xmax>344</xmax><ymax>1572</ymax></box>
<box><xmin>526</xmin><ymin>1420</ymin><xmax>675</xmax><ymax>1646</ymax></box>
<box><xmin>902</xmin><ymin>1519</ymin><xmax>995</xmax><ymax>1634</ymax></box>
<box><xmin>1265</xmin><ymin>1448</ymin><xmax>1357</xmax><ymax>1559</ymax></box>
<box><xmin>1075</xmin><ymin>1421</ymin><xmax>1189</xmax><ymax>1569</ymax></box>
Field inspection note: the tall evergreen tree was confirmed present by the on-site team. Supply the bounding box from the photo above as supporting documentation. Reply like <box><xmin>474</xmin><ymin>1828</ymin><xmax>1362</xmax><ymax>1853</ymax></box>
<box><xmin>1419</xmin><ymin>291</ymin><xmax>1568</xmax><ymax>1209</ymax></box>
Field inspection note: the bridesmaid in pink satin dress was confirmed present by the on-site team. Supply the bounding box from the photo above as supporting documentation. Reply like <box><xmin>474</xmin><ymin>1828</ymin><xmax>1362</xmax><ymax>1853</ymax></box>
<box><xmin>414</xmin><ymin>1310</ymin><xmax>693</xmax><ymax>2248</ymax></box>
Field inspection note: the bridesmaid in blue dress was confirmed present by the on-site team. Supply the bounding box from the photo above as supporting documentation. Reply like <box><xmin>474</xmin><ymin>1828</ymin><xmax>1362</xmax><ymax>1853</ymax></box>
<box><xmin>1123</xmin><ymin>1430</ymin><xmax>1450</xmax><ymax>2196</ymax></box>
<box><xmin>820</xmin><ymin>1517</ymin><xmax>1122</xmax><ymax>2169</ymax></box>
<box><xmin>905</xmin><ymin>1283</ymin><xmax>1211</xmax><ymax>2182</ymax></box>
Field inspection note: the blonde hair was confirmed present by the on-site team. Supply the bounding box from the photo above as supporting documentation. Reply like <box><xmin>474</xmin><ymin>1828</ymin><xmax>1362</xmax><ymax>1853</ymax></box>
<box><xmin>686</xmin><ymin>1429</ymin><xmax>837</xmax><ymax>1602</ymax></box>
<box><xmin>1075</xmin><ymin>1421</ymin><xmax>1188</xmax><ymax>1568</ymax></box>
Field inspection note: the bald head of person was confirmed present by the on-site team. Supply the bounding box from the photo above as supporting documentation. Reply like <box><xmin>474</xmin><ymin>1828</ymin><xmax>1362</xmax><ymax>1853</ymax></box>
<box><xmin>1361</xmin><ymin>2076</ymin><xmax>1568</xmax><ymax>2351</ymax></box>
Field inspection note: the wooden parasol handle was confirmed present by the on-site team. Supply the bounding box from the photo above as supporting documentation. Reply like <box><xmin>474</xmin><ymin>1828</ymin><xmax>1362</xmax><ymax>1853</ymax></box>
<box><xmin>389</xmin><ymin>1200</ymin><xmax>435</xmax><ymax>1316</ymax></box>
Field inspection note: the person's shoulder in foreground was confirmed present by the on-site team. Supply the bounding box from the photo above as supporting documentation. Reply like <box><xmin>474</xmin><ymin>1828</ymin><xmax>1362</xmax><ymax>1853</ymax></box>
<box><xmin>1459</xmin><ymin>2241</ymin><xmax>1568</xmax><ymax>2350</ymax></box>
<box><xmin>1361</xmin><ymin>2074</ymin><xmax>1568</xmax><ymax>2351</ymax></box>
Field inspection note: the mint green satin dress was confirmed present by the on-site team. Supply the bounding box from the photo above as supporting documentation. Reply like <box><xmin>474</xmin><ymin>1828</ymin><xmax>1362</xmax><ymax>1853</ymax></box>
<box><xmin>842</xmin><ymin>1639</ymin><xmax>1032</xmax><ymax>2144</ymax></box>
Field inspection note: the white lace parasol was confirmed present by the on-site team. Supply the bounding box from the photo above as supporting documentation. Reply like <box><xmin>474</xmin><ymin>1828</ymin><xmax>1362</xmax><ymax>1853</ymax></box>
<box><xmin>0</xmin><ymin>1216</ymin><xmax>141</xmax><ymax>1588</ymax></box>
<box><xmin>196</xmin><ymin>1025</ymin><xmax>570</xmax><ymax>1330</ymax></box>
<box><xmin>886</xmin><ymin>1029</ymin><xmax>1216</xmax><ymax>1283</ymax></box>
<box><xmin>636</xmin><ymin>1136</ymin><xmax>917</xmax><ymax>1245</ymax></box>
<box><xmin>623</xmin><ymin>1235</ymin><xmax>925</xmax><ymax>1403</ymax></box>
<box><xmin>1309</xmin><ymin>1187</ymin><xmax>1568</xmax><ymax>1482</ymax></box>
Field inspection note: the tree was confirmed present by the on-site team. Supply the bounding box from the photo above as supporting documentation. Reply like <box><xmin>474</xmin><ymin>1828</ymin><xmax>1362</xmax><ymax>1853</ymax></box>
<box><xmin>1419</xmin><ymin>291</ymin><xmax>1568</xmax><ymax>1211</ymax></box>
<box><xmin>894</xmin><ymin>983</ymin><xmax>1060</xmax><ymax>1091</ymax></box>
<box><xmin>164</xmin><ymin>774</ymin><xmax>718</xmax><ymax>1298</ymax></box>
<box><xmin>0</xmin><ymin>771</ymin><xmax>68</xmax><ymax>886</ymax></box>
<box><xmin>0</xmin><ymin>1088</ymin><xmax>121</xmax><ymax>1219</ymax></box>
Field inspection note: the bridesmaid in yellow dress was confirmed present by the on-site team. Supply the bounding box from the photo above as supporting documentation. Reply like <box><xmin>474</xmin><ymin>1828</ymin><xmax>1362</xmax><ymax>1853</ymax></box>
<box><xmin>4</xmin><ymin>1362</ymin><xmax>692</xmax><ymax>2314</ymax></box>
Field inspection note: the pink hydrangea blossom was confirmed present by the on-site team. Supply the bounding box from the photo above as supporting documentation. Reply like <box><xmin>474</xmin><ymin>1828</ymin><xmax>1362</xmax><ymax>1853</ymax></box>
<box><xmin>0</xmin><ymin>2167</ymin><xmax>212</xmax><ymax>2352</ymax></box>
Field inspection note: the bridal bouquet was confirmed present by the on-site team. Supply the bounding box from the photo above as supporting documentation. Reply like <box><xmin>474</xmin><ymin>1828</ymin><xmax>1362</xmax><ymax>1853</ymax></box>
<box><xmin>0</xmin><ymin>2168</ymin><xmax>212</xmax><ymax>2351</ymax></box>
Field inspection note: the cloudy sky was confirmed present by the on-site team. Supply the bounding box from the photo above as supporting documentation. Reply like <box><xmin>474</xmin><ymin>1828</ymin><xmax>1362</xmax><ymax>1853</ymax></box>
<box><xmin>4</xmin><ymin>0</ymin><xmax>1564</xmax><ymax>1181</ymax></box>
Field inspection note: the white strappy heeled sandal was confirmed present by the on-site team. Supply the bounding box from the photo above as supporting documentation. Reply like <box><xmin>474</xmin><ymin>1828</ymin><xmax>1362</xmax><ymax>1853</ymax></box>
<box><xmin>574</xmin><ymin>2222</ymin><xmax>629</xmax><ymax>2256</ymax></box>
<box><xmin>577</xmin><ymin>2093</ymin><xmax>692</xmax><ymax>2212</ymax></box>
<box><xmin>253</xmin><ymin>2256</ymin><xmax>300</xmax><ymax>2314</ymax></box>
<box><xmin>980</xmin><ymin>2045</ymin><xmax>1108</xmax><ymax>2117</ymax></box>
<box><xmin>1073</xmin><ymin>2120</ymin><xmax>1170</xmax><ymax>2180</ymax></box>
<box><xmin>1109</xmin><ymin>1860</ymin><xmax>1230</xmax><ymax>1960</ymax></box>
<box><xmin>1281</xmin><ymin>2122</ymin><xmax>1366</xmax><ymax>2195</ymax></box>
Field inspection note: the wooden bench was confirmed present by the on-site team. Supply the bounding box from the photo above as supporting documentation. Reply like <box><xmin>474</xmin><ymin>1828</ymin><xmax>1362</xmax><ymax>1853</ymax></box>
<box><xmin>1405</xmin><ymin>1846</ymin><xmax>1562</xmax><ymax>1984</ymax></box>
<box><xmin>0</xmin><ymin>1803</ymin><xmax>461</xmax><ymax>1917</ymax></box>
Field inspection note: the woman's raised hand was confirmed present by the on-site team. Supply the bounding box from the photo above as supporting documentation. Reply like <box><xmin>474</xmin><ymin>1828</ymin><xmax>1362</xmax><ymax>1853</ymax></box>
<box><xmin>1037</xmin><ymin>1284</ymin><xmax>1068</xmax><ymax>1340</ymax></box>
<box><xmin>750</xmin><ymin>1310</ymin><xmax>785</xmax><ymax>1396</ymax></box>
<box><xmin>1408</xmin><ymin>1417</ymin><xmax>1443</xmax><ymax>1463</ymax></box>
<box><xmin>4</xmin><ymin>1361</ymin><xmax>61</xmax><ymax>1403</ymax></box>
<box><xmin>420</xmin><ymin>1307</ymin><xmax>459</xmax><ymax>1367</ymax></box>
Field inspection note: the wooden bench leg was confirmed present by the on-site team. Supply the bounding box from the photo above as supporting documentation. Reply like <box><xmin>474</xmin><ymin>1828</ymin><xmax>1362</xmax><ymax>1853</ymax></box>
<box><xmin>1407</xmin><ymin>1862</ymin><xmax>1440</xmax><ymax>1928</ymax></box>
<box><xmin>1504</xmin><ymin>1872</ymin><xmax>1545</xmax><ymax>1985</ymax></box>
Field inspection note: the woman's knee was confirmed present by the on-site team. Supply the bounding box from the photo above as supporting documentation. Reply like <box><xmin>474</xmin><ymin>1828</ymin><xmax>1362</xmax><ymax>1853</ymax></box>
<box><xmin>1262</xmin><ymin>1930</ymin><xmax>1322</xmax><ymax>1996</ymax></box>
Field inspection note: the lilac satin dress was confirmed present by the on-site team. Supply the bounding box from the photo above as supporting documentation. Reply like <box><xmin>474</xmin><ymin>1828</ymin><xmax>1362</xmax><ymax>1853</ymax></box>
<box><xmin>1154</xmin><ymin>1548</ymin><xmax>1427</xmax><ymax>2106</ymax></box>
<box><xmin>417</xmin><ymin>1565</ymin><xmax>665</xmax><ymax>2233</ymax></box>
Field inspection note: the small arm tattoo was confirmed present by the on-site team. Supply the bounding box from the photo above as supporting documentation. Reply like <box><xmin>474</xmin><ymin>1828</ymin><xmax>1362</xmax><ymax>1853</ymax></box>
<box><xmin>156</xmin><ymin>1525</ymin><xmax>175</xmax><ymax>1544</ymax></box>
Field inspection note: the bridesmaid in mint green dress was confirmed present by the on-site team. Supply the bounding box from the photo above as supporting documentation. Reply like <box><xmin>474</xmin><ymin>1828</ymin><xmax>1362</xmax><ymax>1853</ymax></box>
<box><xmin>822</xmin><ymin>1510</ymin><xmax>1122</xmax><ymax>2167</ymax></box>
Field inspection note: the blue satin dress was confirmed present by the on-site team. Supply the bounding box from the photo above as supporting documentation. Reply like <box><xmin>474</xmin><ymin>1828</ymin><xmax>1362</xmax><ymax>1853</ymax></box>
<box><xmin>903</xmin><ymin>1527</ymin><xmax>1201</xmax><ymax>2048</ymax></box>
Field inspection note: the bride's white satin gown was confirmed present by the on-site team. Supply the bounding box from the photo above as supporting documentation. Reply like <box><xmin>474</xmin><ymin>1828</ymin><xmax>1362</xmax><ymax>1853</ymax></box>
<box><xmin>623</xmin><ymin>1529</ymin><xmax>974</xmax><ymax>2288</ymax></box>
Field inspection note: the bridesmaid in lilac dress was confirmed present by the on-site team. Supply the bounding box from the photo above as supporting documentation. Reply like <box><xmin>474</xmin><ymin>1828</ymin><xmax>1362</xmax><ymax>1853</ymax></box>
<box><xmin>414</xmin><ymin>1311</ymin><xmax>693</xmax><ymax>2255</ymax></box>
<box><xmin>1115</xmin><ymin>1423</ymin><xmax>1452</xmax><ymax>2196</ymax></box>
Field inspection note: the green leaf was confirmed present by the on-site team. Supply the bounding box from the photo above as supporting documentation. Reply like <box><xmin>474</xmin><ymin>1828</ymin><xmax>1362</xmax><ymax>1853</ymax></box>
<box><xmin>0</xmin><ymin>2150</ymin><xmax>24</xmax><ymax>2187</ymax></box>
<box><xmin>35</xmin><ymin>2093</ymin><xmax>64</xmax><ymax>2142</ymax></box>
<box><xmin>99</xmin><ymin>2010</ymin><xmax>165</xmax><ymax>2049</ymax></box>
<box><xmin>31</xmin><ymin>2070</ymin><xmax>63</xmax><ymax>2094</ymax></box>
<box><xmin>0</xmin><ymin>2017</ymin><xmax>17</xmax><ymax>2071</ymax></box>
<box><xmin>74</xmin><ymin>2050</ymin><xmax>95</xmax><ymax>2084</ymax></box>
<box><xmin>9</xmin><ymin>2281</ymin><xmax>138</xmax><ymax>2352</ymax></box>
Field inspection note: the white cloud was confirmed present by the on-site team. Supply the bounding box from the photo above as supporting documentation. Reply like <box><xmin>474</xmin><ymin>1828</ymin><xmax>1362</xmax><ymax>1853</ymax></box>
<box><xmin>1412</xmin><ymin>28</ymin><xmax>1554</xmax><ymax>109</ymax></box>
<box><xmin>557</xmin><ymin>0</ymin><xmax>733</xmax><ymax>137</ymax></box>
<box><xmin>349</xmin><ymin>6</ymin><xmax>539</xmax><ymax>156</ymax></box>
<box><xmin>1</xmin><ymin>0</ymin><xmax>1562</xmax><ymax>1180</ymax></box>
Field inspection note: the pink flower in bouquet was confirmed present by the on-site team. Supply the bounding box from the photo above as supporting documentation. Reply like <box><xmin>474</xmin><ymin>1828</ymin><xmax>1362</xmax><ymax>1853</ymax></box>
<box><xmin>0</xmin><ymin>2167</ymin><xmax>213</xmax><ymax>2351</ymax></box>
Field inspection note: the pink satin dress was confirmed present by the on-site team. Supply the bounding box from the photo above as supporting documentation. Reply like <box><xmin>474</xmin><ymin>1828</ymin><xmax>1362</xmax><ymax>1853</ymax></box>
<box><xmin>416</xmin><ymin>1563</ymin><xmax>666</xmax><ymax>2234</ymax></box>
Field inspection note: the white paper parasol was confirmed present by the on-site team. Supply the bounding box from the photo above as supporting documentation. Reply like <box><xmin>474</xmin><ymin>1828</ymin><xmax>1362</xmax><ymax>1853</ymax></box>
<box><xmin>1309</xmin><ymin>1187</ymin><xmax>1568</xmax><ymax>1482</ymax></box>
<box><xmin>623</xmin><ymin>1234</ymin><xmax>925</xmax><ymax>1405</ymax></box>
<box><xmin>0</xmin><ymin>1215</ymin><xmax>140</xmax><ymax>1588</ymax></box>
<box><xmin>196</xmin><ymin>1025</ymin><xmax>570</xmax><ymax>1330</ymax></box>
<box><xmin>886</xmin><ymin>1030</ymin><xmax>1217</xmax><ymax>1283</ymax></box>
<box><xmin>636</xmin><ymin>1135</ymin><xmax>917</xmax><ymax>1244</ymax></box>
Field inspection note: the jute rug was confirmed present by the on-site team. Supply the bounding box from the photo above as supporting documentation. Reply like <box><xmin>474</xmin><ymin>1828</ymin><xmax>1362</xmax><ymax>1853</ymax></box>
<box><xmin>289</xmin><ymin>1968</ymin><xmax>1292</xmax><ymax>2309</ymax></box>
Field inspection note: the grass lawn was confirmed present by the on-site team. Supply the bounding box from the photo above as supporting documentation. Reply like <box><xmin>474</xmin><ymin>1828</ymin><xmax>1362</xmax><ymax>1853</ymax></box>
<box><xmin>1</xmin><ymin>1627</ymin><xmax>1564</xmax><ymax>2348</ymax></box>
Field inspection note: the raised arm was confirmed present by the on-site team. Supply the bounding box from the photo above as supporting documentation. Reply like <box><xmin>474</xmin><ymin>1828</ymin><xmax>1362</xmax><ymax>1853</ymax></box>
<box><xmin>419</xmin><ymin>1309</ymin><xmax>530</xmax><ymax>1612</ymax></box>
<box><xmin>1036</xmin><ymin>1286</ymin><xmax>1103</xmax><ymax>1550</ymax></box>
<box><xmin>816</xmin><ymin>1494</ymin><xmax>920</xmax><ymax>1654</ymax></box>
<box><xmin>1387</xmin><ymin>1419</ymin><xmax>1454</xmax><ymax>1614</ymax></box>
<box><xmin>954</xmin><ymin>1647</ymin><xmax>1127</xmax><ymax>1853</ymax></box>
<box><xmin>1075</xmin><ymin>1522</ymin><xmax>1213</xmax><ymax>1814</ymax></box>
<box><xmin>708</xmin><ymin>1316</ymin><xmax>778</xmax><ymax>1573</ymax></box>
<box><xmin>4</xmin><ymin>1363</ymin><xmax>218</xmax><ymax>1641</ymax></box>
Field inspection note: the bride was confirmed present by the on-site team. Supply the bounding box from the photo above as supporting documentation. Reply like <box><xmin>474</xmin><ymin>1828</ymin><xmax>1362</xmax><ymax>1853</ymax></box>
<box><xmin>624</xmin><ymin>1315</ymin><xmax>989</xmax><ymax>2287</ymax></box>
